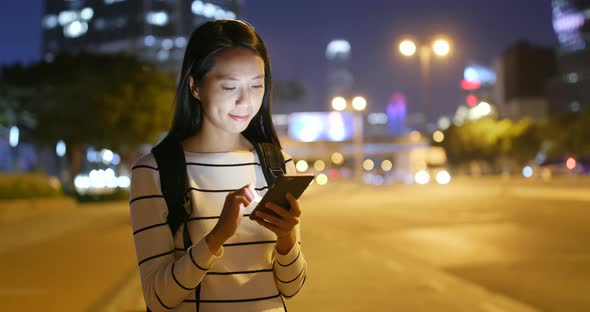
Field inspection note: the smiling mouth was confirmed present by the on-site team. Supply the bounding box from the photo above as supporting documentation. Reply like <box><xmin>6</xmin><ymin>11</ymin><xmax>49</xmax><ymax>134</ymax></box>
<box><xmin>229</xmin><ymin>114</ymin><xmax>250</xmax><ymax>121</ymax></box>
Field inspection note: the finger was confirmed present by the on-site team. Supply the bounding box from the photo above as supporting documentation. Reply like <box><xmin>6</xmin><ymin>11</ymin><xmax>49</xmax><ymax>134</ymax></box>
<box><xmin>264</xmin><ymin>202</ymin><xmax>293</xmax><ymax>220</ymax></box>
<box><xmin>233</xmin><ymin>195</ymin><xmax>250</xmax><ymax>213</ymax></box>
<box><xmin>255</xmin><ymin>218</ymin><xmax>281</xmax><ymax>233</ymax></box>
<box><xmin>285</xmin><ymin>193</ymin><xmax>301</xmax><ymax>217</ymax></box>
<box><xmin>249</xmin><ymin>184</ymin><xmax>262</xmax><ymax>201</ymax></box>
<box><xmin>238</xmin><ymin>185</ymin><xmax>255</xmax><ymax>202</ymax></box>
<box><xmin>255</xmin><ymin>210</ymin><xmax>291</xmax><ymax>228</ymax></box>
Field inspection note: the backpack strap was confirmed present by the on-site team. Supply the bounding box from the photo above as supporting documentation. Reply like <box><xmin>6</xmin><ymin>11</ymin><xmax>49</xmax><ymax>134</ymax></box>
<box><xmin>254</xmin><ymin>142</ymin><xmax>286</xmax><ymax>187</ymax></box>
<box><xmin>150</xmin><ymin>136</ymin><xmax>203</xmax><ymax>312</ymax></box>
<box><xmin>150</xmin><ymin>135</ymin><xmax>190</xmax><ymax>236</ymax></box>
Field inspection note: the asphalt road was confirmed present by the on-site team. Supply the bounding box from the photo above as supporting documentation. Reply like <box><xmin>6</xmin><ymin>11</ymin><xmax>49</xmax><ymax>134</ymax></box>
<box><xmin>0</xmin><ymin>178</ymin><xmax>588</xmax><ymax>311</ymax></box>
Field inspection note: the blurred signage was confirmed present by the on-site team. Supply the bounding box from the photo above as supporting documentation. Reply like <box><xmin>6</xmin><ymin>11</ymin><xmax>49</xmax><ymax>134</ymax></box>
<box><xmin>289</xmin><ymin>112</ymin><xmax>354</xmax><ymax>142</ymax></box>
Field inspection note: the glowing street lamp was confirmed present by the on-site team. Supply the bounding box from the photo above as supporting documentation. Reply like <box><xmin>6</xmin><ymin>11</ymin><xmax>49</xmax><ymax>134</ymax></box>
<box><xmin>399</xmin><ymin>40</ymin><xmax>417</xmax><ymax>56</ymax></box>
<box><xmin>352</xmin><ymin>96</ymin><xmax>367</xmax><ymax>111</ymax></box>
<box><xmin>432</xmin><ymin>39</ymin><xmax>451</xmax><ymax>56</ymax></box>
<box><xmin>330</xmin><ymin>95</ymin><xmax>368</xmax><ymax>183</ymax></box>
<box><xmin>331</xmin><ymin>96</ymin><xmax>347</xmax><ymax>111</ymax></box>
<box><xmin>398</xmin><ymin>37</ymin><xmax>452</xmax><ymax>129</ymax></box>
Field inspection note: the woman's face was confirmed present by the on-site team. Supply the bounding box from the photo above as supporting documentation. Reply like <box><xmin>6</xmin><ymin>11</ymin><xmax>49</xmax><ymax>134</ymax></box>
<box><xmin>191</xmin><ymin>47</ymin><xmax>265</xmax><ymax>135</ymax></box>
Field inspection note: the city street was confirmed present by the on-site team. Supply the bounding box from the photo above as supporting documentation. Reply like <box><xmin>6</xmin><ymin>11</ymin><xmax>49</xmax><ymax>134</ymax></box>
<box><xmin>0</xmin><ymin>178</ymin><xmax>588</xmax><ymax>311</ymax></box>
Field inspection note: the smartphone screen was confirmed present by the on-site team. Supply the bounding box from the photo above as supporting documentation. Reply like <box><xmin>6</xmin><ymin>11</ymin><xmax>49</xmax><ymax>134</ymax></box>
<box><xmin>249</xmin><ymin>174</ymin><xmax>315</xmax><ymax>221</ymax></box>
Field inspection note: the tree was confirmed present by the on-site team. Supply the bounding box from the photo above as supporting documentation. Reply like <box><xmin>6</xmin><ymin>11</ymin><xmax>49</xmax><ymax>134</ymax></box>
<box><xmin>1</xmin><ymin>53</ymin><xmax>176</xmax><ymax>192</ymax></box>
<box><xmin>545</xmin><ymin>108</ymin><xmax>590</xmax><ymax>158</ymax></box>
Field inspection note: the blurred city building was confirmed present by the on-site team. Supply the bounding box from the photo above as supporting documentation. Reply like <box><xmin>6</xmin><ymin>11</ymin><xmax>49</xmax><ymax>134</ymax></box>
<box><xmin>325</xmin><ymin>39</ymin><xmax>354</xmax><ymax>106</ymax></box>
<box><xmin>548</xmin><ymin>0</ymin><xmax>590</xmax><ymax>113</ymax></box>
<box><xmin>2</xmin><ymin>0</ymin><xmax>241</xmax><ymax>174</ymax></box>
<box><xmin>494</xmin><ymin>41</ymin><xmax>558</xmax><ymax>120</ymax></box>
<box><xmin>446</xmin><ymin>63</ymin><xmax>498</xmax><ymax>126</ymax></box>
<box><xmin>41</xmin><ymin>0</ymin><xmax>241</xmax><ymax>73</ymax></box>
<box><xmin>271</xmin><ymin>80</ymin><xmax>314</xmax><ymax>114</ymax></box>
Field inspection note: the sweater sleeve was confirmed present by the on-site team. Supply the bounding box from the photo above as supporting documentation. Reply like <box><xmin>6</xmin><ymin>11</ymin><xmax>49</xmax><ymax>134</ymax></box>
<box><xmin>129</xmin><ymin>153</ymin><xmax>223</xmax><ymax>312</ymax></box>
<box><xmin>272</xmin><ymin>152</ymin><xmax>308</xmax><ymax>298</ymax></box>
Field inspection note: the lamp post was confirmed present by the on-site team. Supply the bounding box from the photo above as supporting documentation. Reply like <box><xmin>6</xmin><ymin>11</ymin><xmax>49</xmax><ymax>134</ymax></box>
<box><xmin>332</xmin><ymin>96</ymin><xmax>367</xmax><ymax>183</ymax></box>
<box><xmin>399</xmin><ymin>38</ymin><xmax>451</xmax><ymax>131</ymax></box>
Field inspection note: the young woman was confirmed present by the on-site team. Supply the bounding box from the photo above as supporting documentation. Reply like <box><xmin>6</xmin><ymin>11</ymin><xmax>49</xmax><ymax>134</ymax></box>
<box><xmin>129</xmin><ymin>20</ymin><xmax>307</xmax><ymax>311</ymax></box>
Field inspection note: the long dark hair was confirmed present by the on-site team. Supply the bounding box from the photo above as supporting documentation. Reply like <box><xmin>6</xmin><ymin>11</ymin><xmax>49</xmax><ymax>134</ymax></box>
<box><xmin>168</xmin><ymin>20</ymin><xmax>281</xmax><ymax>148</ymax></box>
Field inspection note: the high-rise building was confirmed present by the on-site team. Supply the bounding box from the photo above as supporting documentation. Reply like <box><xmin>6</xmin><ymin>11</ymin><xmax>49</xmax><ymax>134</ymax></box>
<box><xmin>42</xmin><ymin>0</ymin><xmax>241</xmax><ymax>73</ymax></box>
<box><xmin>325</xmin><ymin>39</ymin><xmax>354</xmax><ymax>104</ymax></box>
<box><xmin>549</xmin><ymin>0</ymin><xmax>590</xmax><ymax>113</ymax></box>
<box><xmin>494</xmin><ymin>41</ymin><xmax>558</xmax><ymax>120</ymax></box>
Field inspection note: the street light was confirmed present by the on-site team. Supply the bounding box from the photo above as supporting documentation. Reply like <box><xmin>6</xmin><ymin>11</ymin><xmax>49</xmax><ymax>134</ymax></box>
<box><xmin>398</xmin><ymin>37</ymin><xmax>452</xmax><ymax>131</ymax></box>
<box><xmin>331</xmin><ymin>96</ymin><xmax>347</xmax><ymax>111</ymax></box>
<box><xmin>352</xmin><ymin>96</ymin><xmax>367</xmax><ymax>111</ymax></box>
<box><xmin>331</xmin><ymin>95</ymin><xmax>367</xmax><ymax>183</ymax></box>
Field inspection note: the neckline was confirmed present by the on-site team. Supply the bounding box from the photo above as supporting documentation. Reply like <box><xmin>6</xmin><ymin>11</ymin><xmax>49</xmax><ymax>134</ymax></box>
<box><xmin>183</xmin><ymin>149</ymin><xmax>255</xmax><ymax>156</ymax></box>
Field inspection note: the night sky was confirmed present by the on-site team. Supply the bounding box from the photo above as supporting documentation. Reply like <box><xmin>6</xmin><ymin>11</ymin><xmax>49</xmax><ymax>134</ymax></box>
<box><xmin>1</xmin><ymin>0</ymin><xmax>556</xmax><ymax>119</ymax></box>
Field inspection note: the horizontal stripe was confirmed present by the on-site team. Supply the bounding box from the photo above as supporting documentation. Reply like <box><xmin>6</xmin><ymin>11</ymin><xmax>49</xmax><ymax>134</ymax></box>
<box><xmin>172</xmin><ymin>262</ymin><xmax>194</xmax><ymax>290</ymax></box>
<box><xmin>188</xmin><ymin>246</ymin><xmax>209</xmax><ymax>271</ymax></box>
<box><xmin>131</xmin><ymin>164</ymin><xmax>158</xmax><ymax>171</ymax></box>
<box><xmin>129</xmin><ymin>194</ymin><xmax>164</xmax><ymax>205</ymax></box>
<box><xmin>276</xmin><ymin>250</ymin><xmax>301</xmax><ymax>267</ymax></box>
<box><xmin>280</xmin><ymin>275</ymin><xmax>307</xmax><ymax>298</ymax></box>
<box><xmin>175</xmin><ymin>240</ymin><xmax>296</xmax><ymax>251</ymax></box>
<box><xmin>186</xmin><ymin>162</ymin><xmax>260</xmax><ymax>167</ymax></box>
<box><xmin>186</xmin><ymin>214</ymin><xmax>251</xmax><ymax>222</ymax></box>
<box><xmin>187</xmin><ymin>186</ymin><xmax>268</xmax><ymax>193</ymax></box>
<box><xmin>131</xmin><ymin>159</ymin><xmax>291</xmax><ymax>171</ymax></box>
<box><xmin>155</xmin><ymin>289</ymin><xmax>173</xmax><ymax>310</ymax></box>
<box><xmin>223</xmin><ymin>240</ymin><xmax>276</xmax><ymax>247</ymax></box>
<box><xmin>133</xmin><ymin>222</ymin><xmax>168</xmax><ymax>235</ymax></box>
<box><xmin>130</xmin><ymin>158</ymin><xmax>291</xmax><ymax>173</ymax></box>
<box><xmin>186</xmin><ymin>293</ymin><xmax>281</xmax><ymax>303</ymax></box>
<box><xmin>138</xmin><ymin>250</ymin><xmax>174</xmax><ymax>266</ymax></box>
<box><xmin>275</xmin><ymin>265</ymin><xmax>306</xmax><ymax>284</ymax></box>
<box><xmin>207</xmin><ymin>268</ymin><xmax>273</xmax><ymax>275</ymax></box>
<box><xmin>185</xmin><ymin>158</ymin><xmax>292</xmax><ymax>167</ymax></box>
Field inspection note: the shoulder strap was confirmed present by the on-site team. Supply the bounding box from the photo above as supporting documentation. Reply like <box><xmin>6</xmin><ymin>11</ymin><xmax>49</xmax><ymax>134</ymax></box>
<box><xmin>150</xmin><ymin>135</ymin><xmax>190</xmax><ymax>236</ymax></box>
<box><xmin>150</xmin><ymin>137</ymin><xmax>201</xmax><ymax>312</ymax></box>
<box><xmin>254</xmin><ymin>142</ymin><xmax>286</xmax><ymax>187</ymax></box>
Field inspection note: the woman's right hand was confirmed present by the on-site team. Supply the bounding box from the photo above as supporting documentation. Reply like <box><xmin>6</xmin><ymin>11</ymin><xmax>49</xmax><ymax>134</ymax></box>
<box><xmin>205</xmin><ymin>184</ymin><xmax>258</xmax><ymax>253</ymax></box>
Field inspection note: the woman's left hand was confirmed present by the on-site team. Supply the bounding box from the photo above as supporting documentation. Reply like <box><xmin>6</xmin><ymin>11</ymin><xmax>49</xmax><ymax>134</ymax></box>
<box><xmin>254</xmin><ymin>193</ymin><xmax>300</xmax><ymax>250</ymax></box>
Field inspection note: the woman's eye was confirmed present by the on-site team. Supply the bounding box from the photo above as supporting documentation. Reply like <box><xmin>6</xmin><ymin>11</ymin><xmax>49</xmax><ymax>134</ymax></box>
<box><xmin>252</xmin><ymin>85</ymin><xmax>264</xmax><ymax>89</ymax></box>
<box><xmin>222</xmin><ymin>87</ymin><xmax>236</xmax><ymax>91</ymax></box>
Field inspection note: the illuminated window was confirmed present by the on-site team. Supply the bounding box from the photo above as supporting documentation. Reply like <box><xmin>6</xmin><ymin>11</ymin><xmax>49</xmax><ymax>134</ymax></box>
<box><xmin>64</xmin><ymin>21</ymin><xmax>88</xmax><ymax>38</ymax></box>
<box><xmin>58</xmin><ymin>11</ymin><xmax>77</xmax><ymax>26</ymax></box>
<box><xmin>161</xmin><ymin>39</ymin><xmax>173</xmax><ymax>50</ymax></box>
<box><xmin>191</xmin><ymin>1</ymin><xmax>236</xmax><ymax>20</ymax></box>
<box><xmin>146</xmin><ymin>11</ymin><xmax>169</xmax><ymax>26</ymax></box>
<box><xmin>80</xmin><ymin>8</ymin><xmax>94</xmax><ymax>20</ymax></box>
<box><xmin>43</xmin><ymin>15</ymin><xmax>58</xmax><ymax>28</ymax></box>
<box><xmin>144</xmin><ymin>35</ymin><xmax>156</xmax><ymax>47</ymax></box>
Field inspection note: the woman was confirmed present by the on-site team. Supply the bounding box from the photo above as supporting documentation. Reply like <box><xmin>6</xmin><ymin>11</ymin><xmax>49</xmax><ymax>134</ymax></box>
<box><xmin>129</xmin><ymin>20</ymin><xmax>307</xmax><ymax>312</ymax></box>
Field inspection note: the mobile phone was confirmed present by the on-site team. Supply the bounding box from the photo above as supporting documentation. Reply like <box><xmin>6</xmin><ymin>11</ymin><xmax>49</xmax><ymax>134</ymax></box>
<box><xmin>249</xmin><ymin>174</ymin><xmax>315</xmax><ymax>221</ymax></box>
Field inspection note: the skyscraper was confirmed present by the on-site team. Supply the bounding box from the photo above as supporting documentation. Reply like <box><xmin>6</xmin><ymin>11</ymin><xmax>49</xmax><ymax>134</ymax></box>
<box><xmin>42</xmin><ymin>0</ymin><xmax>241</xmax><ymax>73</ymax></box>
<box><xmin>549</xmin><ymin>0</ymin><xmax>590</xmax><ymax>113</ymax></box>
<box><xmin>325</xmin><ymin>39</ymin><xmax>354</xmax><ymax>104</ymax></box>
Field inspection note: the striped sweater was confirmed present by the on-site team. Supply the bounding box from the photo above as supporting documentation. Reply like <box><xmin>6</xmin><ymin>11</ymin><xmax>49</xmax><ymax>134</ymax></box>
<box><xmin>129</xmin><ymin>149</ymin><xmax>307</xmax><ymax>312</ymax></box>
